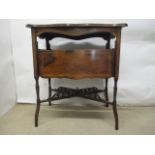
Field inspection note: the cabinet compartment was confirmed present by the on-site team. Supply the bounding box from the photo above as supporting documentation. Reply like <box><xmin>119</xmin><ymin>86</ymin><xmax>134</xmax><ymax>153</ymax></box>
<box><xmin>37</xmin><ymin>49</ymin><xmax>114</xmax><ymax>79</ymax></box>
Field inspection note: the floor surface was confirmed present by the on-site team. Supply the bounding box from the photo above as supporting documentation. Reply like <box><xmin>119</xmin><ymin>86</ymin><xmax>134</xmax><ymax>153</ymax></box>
<box><xmin>0</xmin><ymin>103</ymin><xmax>154</xmax><ymax>135</ymax></box>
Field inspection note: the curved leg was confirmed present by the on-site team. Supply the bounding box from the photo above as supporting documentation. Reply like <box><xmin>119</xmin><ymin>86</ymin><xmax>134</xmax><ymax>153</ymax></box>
<box><xmin>35</xmin><ymin>77</ymin><xmax>40</xmax><ymax>127</ymax></box>
<box><xmin>105</xmin><ymin>78</ymin><xmax>109</xmax><ymax>107</ymax></box>
<box><xmin>112</xmin><ymin>78</ymin><xmax>119</xmax><ymax>130</ymax></box>
<box><xmin>48</xmin><ymin>78</ymin><xmax>52</xmax><ymax>106</ymax></box>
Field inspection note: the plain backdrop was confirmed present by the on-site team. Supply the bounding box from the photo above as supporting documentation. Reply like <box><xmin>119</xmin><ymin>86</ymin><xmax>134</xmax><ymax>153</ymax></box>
<box><xmin>0</xmin><ymin>20</ymin><xmax>16</xmax><ymax>116</ymax></box>
<box><xmin>9</xmin><ymin>19</ymin><xmax>155</xmax><ymax>105</ymax></box>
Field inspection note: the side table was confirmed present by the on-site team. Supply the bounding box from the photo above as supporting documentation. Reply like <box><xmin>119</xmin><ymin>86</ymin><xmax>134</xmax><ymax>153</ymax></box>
<box><xmin>27</xmin><ymin>23</ymin><xmax>127</xmax><ymax>130</ymax></box>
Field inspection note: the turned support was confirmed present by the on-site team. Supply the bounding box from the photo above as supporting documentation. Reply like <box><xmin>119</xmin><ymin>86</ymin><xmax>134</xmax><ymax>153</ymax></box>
<box><xmin>35</xmin><ymin>77</ymin><xmax>40</xmax><ymax>127</ymax></box>
<box><xmin>48</xmin><ymin>78</ymin><xmax>52</xmax><ymax>106</ymax></box>
<box><xmin>112</xmin><ymin>78</ymin><xmax>119</xmax><ymax>130</ymax></box>
<box><xmin>105</xmin><ymin>78</ymin><xmax>109</xmax><ymax>107</ymax></box>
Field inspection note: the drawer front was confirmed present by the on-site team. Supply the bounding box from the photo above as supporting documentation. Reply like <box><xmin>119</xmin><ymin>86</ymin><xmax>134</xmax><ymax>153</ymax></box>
<box><xmin>37</xmin><ymin>49</ymin><xmax>114</xmax><ymax>79</ymax></box>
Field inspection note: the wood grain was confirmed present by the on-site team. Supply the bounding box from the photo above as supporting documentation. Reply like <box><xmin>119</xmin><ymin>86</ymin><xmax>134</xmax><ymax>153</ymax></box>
<box><xmin>38</xmin><ymin>49</ymin><xmax>114</xmax><ymax>79</ymax></box>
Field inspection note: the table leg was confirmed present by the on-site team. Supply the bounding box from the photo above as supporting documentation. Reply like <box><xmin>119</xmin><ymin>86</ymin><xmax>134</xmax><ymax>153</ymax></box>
<box><xmin>48</xmin><ymin>78</ymin><xmax>52</xmax><ymax>106</ymax></box>
<box><xmin>112</xmin><ymin>78</ymin><xmax>119</xmax><ymax>130</ymax></box>
<box><xmin>105</xmin><ymin>78</ymin><xmax>109</xmax><ymax>107</ymax></box>
<box><xmin>35</xmin><ymin>77</ymin><xmax>40</xmax><ymax>127</ymax></box>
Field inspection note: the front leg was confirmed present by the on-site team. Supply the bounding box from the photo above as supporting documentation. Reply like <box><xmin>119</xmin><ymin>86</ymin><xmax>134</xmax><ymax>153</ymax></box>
<box><xmin>35</xmin><ymin>77</ymin><xmax>41</xmax><ymax>127</ymax></box>
<box><xmin>112</xmin><ymin>78</ymin><xmax>119</xmax><ymax>130</ymax></box>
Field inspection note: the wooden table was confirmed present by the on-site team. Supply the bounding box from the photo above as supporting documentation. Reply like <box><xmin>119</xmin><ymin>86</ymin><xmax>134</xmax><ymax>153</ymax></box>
<box><xmin>27</xmin><ymin>23</ymin><xmax>127</xmax><ymax>130</ymax></box>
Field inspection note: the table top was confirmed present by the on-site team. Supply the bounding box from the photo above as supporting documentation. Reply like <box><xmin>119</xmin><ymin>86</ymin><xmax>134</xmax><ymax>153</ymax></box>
<box><xmin>26</xmin><ymin>23</ymin><xmax>128</xmax><ymax>28</ymax></box>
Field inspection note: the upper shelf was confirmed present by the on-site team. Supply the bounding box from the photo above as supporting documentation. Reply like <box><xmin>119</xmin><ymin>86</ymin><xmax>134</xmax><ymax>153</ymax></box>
<box><xmin>26</xmin><ymin>23</ymin><xmax>128</xmax><ymax>28</ymax></box>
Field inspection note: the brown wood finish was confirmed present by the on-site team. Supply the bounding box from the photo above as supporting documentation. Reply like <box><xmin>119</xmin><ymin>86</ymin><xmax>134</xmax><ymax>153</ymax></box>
<box><xmin>27</xmin><ymin>23</ymin><xmax>127</xmax><ymax>130</ymax></box>
<box><xmin>37</xmin><ymin>49</ymin><xmax>114</xmax><ymax>79</ymax></box>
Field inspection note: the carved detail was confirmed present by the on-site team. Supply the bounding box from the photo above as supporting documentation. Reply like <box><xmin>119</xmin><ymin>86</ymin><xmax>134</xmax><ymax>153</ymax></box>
<box><xmin>40</xmin><ymin>87</ymin><xmax>112</xmax><ymax>106</ymax></box>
